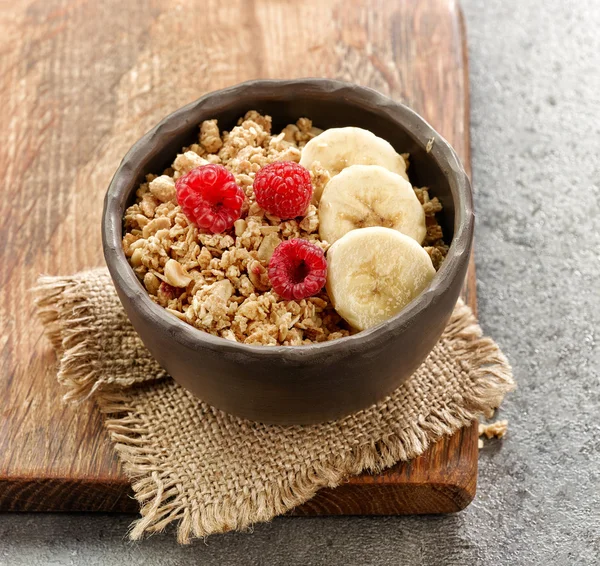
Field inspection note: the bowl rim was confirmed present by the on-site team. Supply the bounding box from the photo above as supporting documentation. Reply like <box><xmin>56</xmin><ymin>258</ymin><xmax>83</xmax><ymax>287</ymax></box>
<box><xmin>102</xmin><ymin>78</ymin><xmax>473</xmax><ymax>361</ymax></box>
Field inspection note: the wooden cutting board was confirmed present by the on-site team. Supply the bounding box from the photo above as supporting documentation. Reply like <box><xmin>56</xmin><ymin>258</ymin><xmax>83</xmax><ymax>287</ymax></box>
<box><xmin>0</xmin><ymin>0</ymin><xmax>475</xmax><ymax>514</ymax></box>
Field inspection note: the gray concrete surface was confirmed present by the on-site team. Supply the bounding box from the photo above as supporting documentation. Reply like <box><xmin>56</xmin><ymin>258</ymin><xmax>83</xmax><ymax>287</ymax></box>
<box><xmin>1</xmin><ymin>0</ymin><xmax>599</xmax><ymax>564</ymax></box>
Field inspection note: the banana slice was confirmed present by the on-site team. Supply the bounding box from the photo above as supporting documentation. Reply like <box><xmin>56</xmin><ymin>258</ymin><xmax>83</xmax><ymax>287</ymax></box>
<box><xmin>300</xmin><ymin>127</ymin><xmax>408</xmax><ymax>201</ymax></box>
<box><xmin>318</xmin><ymin>164</ymin><xmax>426</xmax><ymax>244</ymax></box>
<box><xmin>326</xmin><ymin>227</ymin><xmax>436</xmax><ymax>331</ymax></box>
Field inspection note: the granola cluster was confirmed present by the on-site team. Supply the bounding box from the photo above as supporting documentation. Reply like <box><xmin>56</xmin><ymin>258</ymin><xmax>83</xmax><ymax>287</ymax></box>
<box><xmin>122</xmin><ymin>111</ymin><xmax>448</xmax><ymax>345</ymax></box>
<box><xmin>415</xmin><ymin>187</ymin><xmax>449</xmax><ymax>270</ymax></box>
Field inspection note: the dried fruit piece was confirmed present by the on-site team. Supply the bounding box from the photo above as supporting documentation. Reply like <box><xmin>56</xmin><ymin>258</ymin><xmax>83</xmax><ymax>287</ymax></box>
<box><xmin>248</xmin><ymin>260</ymin><xmax>270</xmax><ymax>291</ymax></box>
<box><xmin>176</xmin><ymin>164</ymin><xmax>245</xmax><ymax>233</ymax></box>
<box><xmin>157</xmin><ymin>281</ymin><xmax>180</xmax><ymax>305</ymax></box>
<box><xmin>268</xmin><ymin>239</ymin><xmax>327</xmax><ymax>300</ymax></box>
<box><xmin>253</xmin><ymin>162</ymin><xmax>313</xmax><ymax>219</ymax></box>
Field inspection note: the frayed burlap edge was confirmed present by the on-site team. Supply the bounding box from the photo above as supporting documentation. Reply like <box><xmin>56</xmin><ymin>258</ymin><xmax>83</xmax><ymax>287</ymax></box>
<box><xmin>34</xmin><ymin>273</ymin><xmax>165</xmax><ymax>402</ymax></box>
<box><xmin>35</xmin><ymin>274</ymin><xmax>107</xmax><ymax>401</ymax></box>
<box><xmin>34</xmin><ymin>273</ymin><xmax>514</xmax><ymax>543</ymax></box>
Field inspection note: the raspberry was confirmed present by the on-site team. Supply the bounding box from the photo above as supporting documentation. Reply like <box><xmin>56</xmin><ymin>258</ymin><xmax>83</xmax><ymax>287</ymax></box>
<box><xmin>253</xmin><ymin>162</ymin><xmax>313</xmax><ymax>219</ymax></box>
<box><xmin>176</xmin><ymin>164</ymin><xmax>245</xmax><ymax>233</ymax></box>
<box><xmin>268</xmin><ymin>239</ymin><xmax>327</xmax><ymax>300</ymax></box>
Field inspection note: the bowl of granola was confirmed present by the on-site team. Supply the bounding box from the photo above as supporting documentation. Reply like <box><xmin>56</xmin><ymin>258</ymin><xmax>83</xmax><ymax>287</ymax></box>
<box><xmin>102</xmin><ymin>79</ymin><xmax>473</xmax><ymax>424</ymax></box>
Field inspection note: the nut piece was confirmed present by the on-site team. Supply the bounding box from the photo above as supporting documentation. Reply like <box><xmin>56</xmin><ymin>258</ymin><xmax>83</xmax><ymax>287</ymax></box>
<box><xmin>165</xmin><ymin>307</ymin><xmax>187</xmax><ymax>321</ymax></box>
<box><xmin>130</xmin><ymin>248</ymin><xmax>143</xmax><ymax>267</ymax></box>
<box><xmin>234</xmin><ymin>218</ymin><xmax>247</xmax><ymax>237</ymax></box>
<box><xmin>142</xmin><ymin>217</ymin><xmax>171</xmax><ymax>238</ymax></box>
<box><xmin>149</xmin><ymin>175</ymin><xmax>176</xmax><ymax>203</ymax></box>
<box><xmin>143</xmin><ymin>272</ymin><xmax>160</xmax><ymax>295</ymax></box>
<box><xmin>257</xmin><ymin>233</ymin><xmax>281</xmax><ymax>263</ymax></box>
<box><xmin>164</xmin><ymin>259</ymin><xmax>192</xmax><ymax>288</ymax></box>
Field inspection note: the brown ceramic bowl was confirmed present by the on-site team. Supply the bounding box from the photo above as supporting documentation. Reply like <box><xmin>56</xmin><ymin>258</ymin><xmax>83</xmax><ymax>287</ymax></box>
<box><xmin>102</xmin><ymin>79</ymin><xmax>473</xmax><ymax>425</ymax></box>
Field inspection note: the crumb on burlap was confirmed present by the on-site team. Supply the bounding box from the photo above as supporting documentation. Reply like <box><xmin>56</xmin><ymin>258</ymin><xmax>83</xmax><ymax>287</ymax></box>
<box><xmin>122</xmin><ymin>111</ymin><xmax>449</xmax><ymax>345</ymax></box>
<box><xmin>479</xmin><ymin>420</ymin><xmax>509</xmax><ymax>440</ymax></box>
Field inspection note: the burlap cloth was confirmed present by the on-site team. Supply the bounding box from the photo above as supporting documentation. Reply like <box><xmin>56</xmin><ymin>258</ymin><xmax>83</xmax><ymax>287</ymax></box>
<box><xmin>34</xmin><ymin>268</ymin><xmax>514</xmax><ymax>543</ymax></box>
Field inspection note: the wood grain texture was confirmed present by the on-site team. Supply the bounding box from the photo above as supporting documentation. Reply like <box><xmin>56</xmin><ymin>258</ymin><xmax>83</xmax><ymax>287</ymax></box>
<box><xmin>0</xmin><ymin>0</ymin><xmax>475</xmax><ymax>514</ymax></box>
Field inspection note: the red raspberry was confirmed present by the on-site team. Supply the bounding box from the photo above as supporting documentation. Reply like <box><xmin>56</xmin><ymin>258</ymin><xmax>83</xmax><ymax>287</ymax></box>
<box><xmin>268</xmin><ymin>239</ymin><xmax>327</xmax><ymax>300</ymax></box>
<box><xmin>253</xmin><ymin>162</ymin><xmax>313</xmax><ymax>219</ymax></box>
<box><xmin>176</xmin><ymin>164</ymin><xmax>245</xmax><ymax>233</ymax></box>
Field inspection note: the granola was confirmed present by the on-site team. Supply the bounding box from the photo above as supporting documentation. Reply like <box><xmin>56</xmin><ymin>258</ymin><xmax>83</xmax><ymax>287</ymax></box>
<box><xmin>479</xmin><ymin>420</ymin><xmax>509</xmax><ymax>439</ymax></box>
<box><xmin>122</xmin><ymin>111</ymin><xmax>448</xmax><ymax>345</ymax></box>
